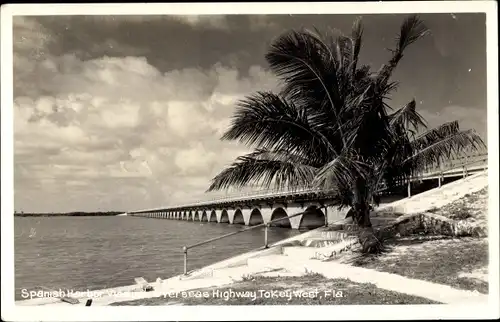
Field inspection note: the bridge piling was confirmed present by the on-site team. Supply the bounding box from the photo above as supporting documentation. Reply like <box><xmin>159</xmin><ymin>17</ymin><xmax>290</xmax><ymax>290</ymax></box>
<box><xmin>183</xmin><ymin>246</ymin><xmax>188</xmax><ymax>275</ymax></box>
<box><xmin>264</xmin><ymin>224</ymin><xmax>269</xmax><ymax>248</ymax></box>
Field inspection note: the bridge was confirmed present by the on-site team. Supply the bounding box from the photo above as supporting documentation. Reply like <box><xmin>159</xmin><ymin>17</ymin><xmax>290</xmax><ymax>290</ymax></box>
<box><xmin>128</xmin><ymin>153</ymin><xmax>488</xmax><ymax>230</ymax></box>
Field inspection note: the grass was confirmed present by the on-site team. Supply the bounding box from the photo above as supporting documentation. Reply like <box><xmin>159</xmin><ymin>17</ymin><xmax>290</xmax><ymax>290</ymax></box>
<box><xmin>436</xmin><ymin>187</ymin><xmax>488</xmax><ymax>223</ymax></box>
<box><xmin>110</xmin><ymin>274</ymin><xmax>439</xmax><ymax>306</ymax></box>
<box><xmin>351</xmin><ymin>236</ymin><xmax>488</xmax><ymax>294</ymax></box>
<box><xmin>347</xmin><ymin>186</ymin><xmax>489</xmax><ymax>294</ymax></box>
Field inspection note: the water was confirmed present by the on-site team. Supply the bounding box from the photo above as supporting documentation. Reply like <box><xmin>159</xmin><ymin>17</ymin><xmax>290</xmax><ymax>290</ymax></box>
<box><xmin>14</xmin><ymin>216</ymin><xmax>300</xmax><ymax>300</ymax></box>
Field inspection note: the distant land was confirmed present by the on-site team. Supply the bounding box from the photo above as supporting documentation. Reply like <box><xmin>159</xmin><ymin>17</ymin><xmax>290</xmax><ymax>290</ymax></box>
<box><xmin>14</xmin><ymin>211</ymin><xmax>124</xmax><ymax>217</ymax></box>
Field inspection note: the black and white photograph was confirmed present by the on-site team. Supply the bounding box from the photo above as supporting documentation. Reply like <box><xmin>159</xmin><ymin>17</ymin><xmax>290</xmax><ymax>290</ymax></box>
<box><xmin>1</xmin><ymin>2</ymin><xmax>498</xmax><ymax>321</ymax></box>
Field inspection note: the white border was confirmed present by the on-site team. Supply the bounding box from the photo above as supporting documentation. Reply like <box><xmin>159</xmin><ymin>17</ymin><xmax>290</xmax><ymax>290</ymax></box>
<box><xmin>1</xmin><ymin>1</ymin><xmax>498</xmax><ymax>321</ymax></box>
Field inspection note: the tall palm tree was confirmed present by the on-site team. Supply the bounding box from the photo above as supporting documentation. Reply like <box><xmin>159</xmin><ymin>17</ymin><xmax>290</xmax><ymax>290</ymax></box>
<box><xmin>207</xmin><ymin>15</ymin><xmax>485</xmax><ymax>253</ymax></box>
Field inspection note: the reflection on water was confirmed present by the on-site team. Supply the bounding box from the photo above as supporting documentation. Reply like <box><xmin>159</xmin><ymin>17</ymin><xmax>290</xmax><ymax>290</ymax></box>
<box><xmin>14</xmin><ymin>216</ymin><xmax>300</xmax><ymax>300</ymax></box>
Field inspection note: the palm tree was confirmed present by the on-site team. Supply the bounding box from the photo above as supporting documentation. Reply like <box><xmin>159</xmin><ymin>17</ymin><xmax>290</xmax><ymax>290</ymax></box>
<box><xmin>207</xmin><ymin>15</ymin><xmax>485</xmax><ymax>253</ymax></box>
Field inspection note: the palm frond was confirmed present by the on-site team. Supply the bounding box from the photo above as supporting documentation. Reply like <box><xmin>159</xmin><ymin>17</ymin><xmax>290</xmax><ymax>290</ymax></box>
<box><xmin>312</xmin><ymin>154</ymin><xmax>368</xmax><ymax>191</ymax></box>
<box><xmin>376</xmin><ymin>15</ymin><xmax>429</xmax><ymax>85</ymax></box>
<box><xmin>349</xmin><ymin>17</ymin><xmax>364</xmax><ymax>76</ymax></box>
<box><xmin>246</xmin><ymin>148</ymin><xmax>318</xmax><ymax>167</ymax></box>
<box><xmin>411</xmin><ymin>120</ymin><xmax>460</xmax><ymax>151</ymax></box>
<box><xmin>222</xmin><ymin>91</ymin><xmax>336</xmax><ymax>165</ymax></box>
<box><xmin>397</xmin><ymin>15</ymin><xmax>430</xmax><ymax>52</ymax></box>
<box><xmin>266</xmin><ymin>29</ymin><xmax>339</xmax><ymax>106</ymax></box>
<box><xmin>207</xmin><ymin>149</ymin><xmax>317</xmax><ymax>192</ymax></box>
<box><xmin>340</xmin><ymin>84</ymin><xmax>394</xmax><ymax>159</ymax></box>
<box><xmin>405</xmin><ymin>128</ymin><xmax>485</xmax><ymax>170</ymax></box>
<box><xmin>389</xmin><ymin>99</ymin><xmax>427</xmax><ymax>133</ymax></box>
<box><xmin>326</xmin><ymin>186</ymin><xmax>355</xmax><ymax>210</ymax></box>
<box><xmin>265</xmin><ymin>29</ymin><xmax>347</xmax><ymax>145</ymax></box>
<box><xmin>381</xmin><ymin>132</ymin><xmax>415</xmax><ymax>188</ymax></box>
<box><xmin>336</xmin><ymin>35</ymin><xmax>353</xmax><ymax>72</ymax></box>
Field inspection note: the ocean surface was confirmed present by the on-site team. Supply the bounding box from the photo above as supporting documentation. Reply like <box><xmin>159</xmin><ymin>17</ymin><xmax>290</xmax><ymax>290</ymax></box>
<box><xmin>14</xmin><ymin>216</ymin><xmax>300</xmax><ymax>300</ymax></box>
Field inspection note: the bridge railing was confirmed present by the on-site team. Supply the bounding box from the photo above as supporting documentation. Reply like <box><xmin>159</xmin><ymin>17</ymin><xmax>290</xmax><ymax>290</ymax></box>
<box><xmin>175</xmin><ymin>153</ymin><xmax>488</xmax><ymax>208</ymax></box>
<box><xmin>164</xmin><ymin>186</ymin><xmax>325</xmax><ymax>210</ymax></box>
<box><xmin>377</xmin><ymin>153</ymin><xmax>488</xmax><ymax>191</ymax></box>
<box><xmin>416</xmin><ymin>153</ymin><xmax>488</xmax><ymax>178</ymax></box>
<box><xmin>182</xmin><ymin>208</ymin><xmax>324</xmax><ymax>275</ymax></box>
<box><xmin>130</xmin><ymin>152</ymin><xmax>487</xmax><ymax>214</ymax></box>
<box><xmin>203</xmin><ymin>186</ymin><xmax>320</xmax><ymax>204</ymax></box>
<box><xmin>420</xmin><ymin>153</ymin><xmax>487</xmax><ymax>174</ymax></box>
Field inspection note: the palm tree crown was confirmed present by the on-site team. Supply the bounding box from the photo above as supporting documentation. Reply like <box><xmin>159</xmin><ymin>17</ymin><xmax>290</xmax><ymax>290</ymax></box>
<box><xmin>208</xmin><ymin>15</ymin><xmax>485</xmax><ymax>218</ymax></box>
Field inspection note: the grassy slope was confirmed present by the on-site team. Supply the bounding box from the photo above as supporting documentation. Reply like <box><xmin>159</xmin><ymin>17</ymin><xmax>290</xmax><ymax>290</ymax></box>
<box><xmin>429</xmin><ymin>187</ymin><xmax>488</xmax><ymax>225</ymax></box>
<box><xmin>350</xmin><ymin>236</ymin><xmax>488</xmax><ymax>294</ymax></box>
<box><xmin>351</xmin><ymin>188</ymin><xmax>489</xmax><ymax>294</ymax></box>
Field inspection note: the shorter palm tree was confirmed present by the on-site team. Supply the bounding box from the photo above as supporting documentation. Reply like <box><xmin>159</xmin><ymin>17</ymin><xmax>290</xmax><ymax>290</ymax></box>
<box><xmin>207</xmin><ymin>15</ymin><xmax>486</xmax><ymax>253</ymax></box>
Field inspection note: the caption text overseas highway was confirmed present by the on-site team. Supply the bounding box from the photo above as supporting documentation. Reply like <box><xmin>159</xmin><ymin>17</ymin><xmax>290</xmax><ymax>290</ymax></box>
<box><xmin>22</xmin><ymin>288</ymin><xmax>345</xmax><ymax>301</ymax></box>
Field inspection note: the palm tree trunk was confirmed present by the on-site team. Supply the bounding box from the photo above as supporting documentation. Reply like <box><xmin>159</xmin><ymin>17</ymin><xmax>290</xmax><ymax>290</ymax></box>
<box><xmin>352</xmin><ymin>181</ymin><xmax>382</xmax><ymax>253</ymax></box>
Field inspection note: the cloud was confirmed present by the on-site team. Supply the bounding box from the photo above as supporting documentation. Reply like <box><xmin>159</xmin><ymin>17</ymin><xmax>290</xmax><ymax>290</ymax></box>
<box><xmin>100</xmin><ymin>15</ymin><xmax>229</xmax><ymax>29</ymax></box>
<box><xmin>12</xmin><ymin>13</ymin><xmax>487</xmax><ymax>213</ymax></box>
<box><xmin>171</xmin><ymin>15</ymin><xmax>228</xmax><ymax>29</ymax></box>
<box><xmin>13</xmin><ymin>17</ymin><xmax>54</xmax><ymax>59</ymax></box>
<box><xmin>14</xmin><ymin>46</ymin><xmax>278</xmax><ymax>212</ymax></box>
<box><xmin>14</xmin><ymin>54</ymin><xmax>486</xmax><ymax>212</ymax></box>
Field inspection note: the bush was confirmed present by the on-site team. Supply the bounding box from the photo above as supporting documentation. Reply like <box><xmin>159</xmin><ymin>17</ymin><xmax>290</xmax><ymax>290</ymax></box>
<box><xmin>450</xmin><ymin>209</ymin><xmax>472</xmax><ymax>220</ymax></box>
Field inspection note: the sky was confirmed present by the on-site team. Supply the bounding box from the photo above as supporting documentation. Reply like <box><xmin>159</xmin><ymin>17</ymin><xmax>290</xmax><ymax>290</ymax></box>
<box><xmin>12</xmin><ymin>13</ymin><xmax>487</xmax><ymax>213</ymax></box>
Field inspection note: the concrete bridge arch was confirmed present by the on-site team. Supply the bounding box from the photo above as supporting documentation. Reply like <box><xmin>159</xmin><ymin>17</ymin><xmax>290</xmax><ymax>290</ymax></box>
<box><xmin>209</xmin><ymin>210</ymin><xmax>217</xmax><ymax>222</ymax></box>
<box><xmin>229</xmin><ymin>208</ymin><xmax>246</xmax><ymax>225</ymax></box>
<box><xmin>268</xmin><ymin>207</ymin><xmax>292</xmax><ymax>228</ymax></box>
<box><xmin>299</xmin><ymin>205</ymin><xmax>325</xmax><ymax>230</ymax></box>
<box><xmin>131</xmin><ymin>194</ymin><xmax>338</xmax><ymax>230</ymax></box>
<box><xmin>218</xmin><ymin>209</ymin><xmax>229</xmax><ymax>223</ymax></box>
<box><xmin>247</xmin><ymin>208</ymin><xmax>264</xmax><ymax>226</ymax></box>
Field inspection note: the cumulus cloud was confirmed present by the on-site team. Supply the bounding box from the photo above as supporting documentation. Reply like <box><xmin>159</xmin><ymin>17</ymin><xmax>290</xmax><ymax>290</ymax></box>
<box><xmin>14</xmin><ymin>54</ymin><xmax>485</xmax><ymax>212</ymax></box>
<box><xmin>13</xmin><ymin>14</ymin><xmax>487</xmax><ymax>213</ymax></box>
<box><xmin>13</xmin><ymin>23</ymin><xmax>278</xmax><ymax>212</ymax></box>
